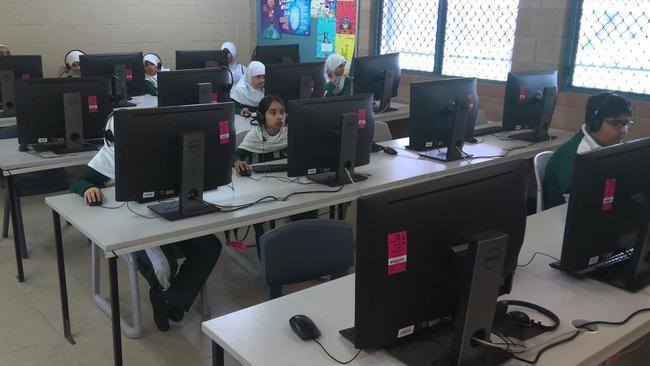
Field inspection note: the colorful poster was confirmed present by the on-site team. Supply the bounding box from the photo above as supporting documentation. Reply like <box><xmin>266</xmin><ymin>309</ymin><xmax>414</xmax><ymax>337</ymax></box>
<box><xmin>336</xmin><ymin>0</ymin><xmax>356</xmax><ymax>35</ymax></box>
<box><xmin>316</xmin><ymin>17</ymin><xmax>336</xmax><ymax>59</ymax></box>
<box><xmin>335</xmin><ymin>34</ymin><xmax>355</xmax><ymax>70</ymax></box>
<box><xmin>278</xmin><ymin>0</ymin><xmax>311</xmax><ymax>36</ymax></box>
<box><xmin>311</xmin><ymin>0</ymin><xmax>336</xmax><ymax>18</ymax></box>
<box><xmin>261</xmin><ymin>0</ymin><xmax>281</xmax><ymax>39</ymax></box>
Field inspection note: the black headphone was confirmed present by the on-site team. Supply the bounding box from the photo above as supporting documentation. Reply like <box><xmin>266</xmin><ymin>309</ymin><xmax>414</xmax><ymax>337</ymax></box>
<box><xmin>65</xmin><ymin>49</ymin><xmax>85</xmax><ymax>70</ymax></box>
<box><xmin>588</xmin><ymin>93</ymin><xmax>615</xmax><ymax>132</ymax></box>
<box><xmin>144</xmin><ymin>53</ymin><xmax>163</xmax><ymax>70</ymax></box>
<box><xmin>495</xmin><ymin>300</ymin><xmax>560</xmax><ymax>332</ymax></box>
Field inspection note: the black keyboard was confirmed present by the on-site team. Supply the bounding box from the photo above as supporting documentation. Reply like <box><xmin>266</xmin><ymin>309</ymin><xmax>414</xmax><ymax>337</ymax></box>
<box><xmin>473</xmin><ymin>125</ymin><xmax>503</xmax><ymax>137</ymax></box>
<box><xmin>578</xmin><ymin>248</ymin><xmax>633</xmax><ymax>276</ymax></box>
<box><xmin>339</xmin><ymin>327</ymin><xmax>356</xmax><ymax>343</ymax></box>
<box><xmin>250</xmin><ymin>163</ymin><xmax>288</xmax><ymax>173</ymax></box>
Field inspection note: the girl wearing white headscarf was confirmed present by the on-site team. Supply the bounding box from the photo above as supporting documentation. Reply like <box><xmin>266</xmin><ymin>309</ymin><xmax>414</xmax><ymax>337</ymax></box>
<box><xmin>0</xmin><ymin>45</ymin><xmax>10</xmax><ymax>56</ymax></box>
<box><xmin>221</xmin><ymin>41</ymin><xmax>247</xmax><ymax>86</ymax></box>
<box><xmin>58</xmin><ymin>50</ymin><xmax>85</xmax><ymax>78</ymax></box>
<box><xmin>324</xmin><ymin>53</ymin><xmax>350</xmax><ymax>97</ymax></box>
<box><xmin>230</xmin><ymin>61</ymin><xmax>265</xmax><ymax>116</ymax></box>
<box><xmin>143</xmin><ymin>53</ymin><xmax>169</xmax><ymax>96</ymax></box>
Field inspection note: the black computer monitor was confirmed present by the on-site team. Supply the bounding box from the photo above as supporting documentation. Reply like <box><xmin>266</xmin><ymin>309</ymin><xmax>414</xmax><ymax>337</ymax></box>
<box><xmin>351</xmin><ymin>53</ymin><xmax>401</xmax><ymax>112</ymax></box>
<box><xmin>502</xmin><ymin>70</ymin><xmax>558</xmax><ymax>142</ymax></box>
<box><xmin>348</xmin><ymin>159</ymin><xmax>528</xmax><ymax>365</ymax></box>
<box><xmin>0</xmin><ymin>55</ymin><xmax>43</xmax><ymax>117</ymax></box>
<box><xmin>175</xmin><ymin>50</ymin><xmax>229</xmax><ymax>70</ymax></box>
<box><xmin>80</xmin><ymin>52</ymin><xmax>145</xmax><ymax>106</ymax></box>
<box><xmin>265</xmin><ymin>62</ymin><xmax>326</xmax><ymax>101</ymax></box>
<box><xmin>157</xmin><ymin>68</ymin><xmax>233</xmax><ymax>107</ymax></box>
<box><xmin>551</xmin><ymin>137</ymin><xmax>650</xmax><ymax>292</ymax></box>
<box><xmin>287</xmin><ymin>94</ymin><xmax>374</xmax><ymax>186</ymax></box>
<box><xmin>15</xmin><ymin>77</ymin><xmax>113</xmax><ymax>153</ymax></box>
<box><xmin>408</xmin><ymin>78</ymin><xmax>478</xmax><ymax>161</ymax></box>
<box><xmin>252</xmin><ymin>44</ymin><xmax>300</xmax><ymax>64</ymax></box>
<box><xmin>114</xmin><ymin>103</ymin><xmax>236</xmax><ymax>220</ymax></box>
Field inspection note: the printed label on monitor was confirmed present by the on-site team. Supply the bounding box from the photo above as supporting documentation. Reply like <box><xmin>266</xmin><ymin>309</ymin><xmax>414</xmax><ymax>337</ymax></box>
<box><xmin>211</xmin><ymin>92</ymin><xmax>218</xmax><ymax>104</ymax></box>
<box><xmin>358</xmin><ymin>109</ymin><xmax>366</xmax><ymax>129</ymax></box>
<box><xmin>125</xmin><ymin>68</ymin><xmax>133</xmax><ymax>81</ymax></box>
<box><xmin>88</xmin><ymin>96</ymin><xmax>98</xmax><ymax>113</ymax></box>
<box><xmin>588</xmin><ymin>255</ymin><xmax>599</xmax><ymax>266</ymax></box>
<box><xmin>468</xmin><ymin>94</ymin><xmax>474</xmax><ymax>112</ymax></box>
<box><xmin>387</xmin><ymin>231</ymin><xmax>407</xmax><ymax>274</ymax></box>
<box><xmin>425</xmin><ymin>142</ymin><xmax>433</xmax><ymax>148</ymax></box>
<box><xmin>38</xmin><ymin>138</ymin><xmax>47</xmax><ymax>143</ymax></box>
<box><xmin>307</xmin><ymin>168</ymin><xmax>317</xmax><ymax>175</ymax></box>
<box><xmin>21</xmin><ymin>73</ymin><xmax>30</xmax><ymax>80</ymax></box>
<box><xmin>519</xmin><ymin>87</ymin><xmax>527</xmax><ymax>104</ymax></box>
<box><xmin>602</xmin><ymin>178</ymin><xmax>616</xmax><ymax>211</ymax></box>
<box><xmin>218</xmin><ymin>120</ymin><xmax>230</xmax><ymax>144</ymax></box>
<box><xmin>397</xmin><ymin>325</ymin><xmax>414</xmax><ymax>338</ymax></box>
<box><xmin>142</xmin><ymin>191</ymin><xmax>155</xmax><ymax>199</ymax></box>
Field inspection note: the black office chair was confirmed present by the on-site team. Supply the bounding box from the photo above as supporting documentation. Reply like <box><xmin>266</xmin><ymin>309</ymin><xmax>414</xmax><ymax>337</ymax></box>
<box><xmin>259</xmin><ymin>219</ymin><xmax>354</xmax><ymax>299</ymax></box>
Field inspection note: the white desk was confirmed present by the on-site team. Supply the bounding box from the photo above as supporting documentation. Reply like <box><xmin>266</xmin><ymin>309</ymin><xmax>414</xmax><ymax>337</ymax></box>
<box><xmin>0</xmin><ymin>116</ymin><xmax>16</xmax><ymax>128</ymax></box>
<box><xmin>374</xmin><ymin>101</ymin><xmax>410</xmax><ymax>123</ymax></box>
<box><xmin>202</xmin><ymin>206</ymin><xmax>650</xmax><ymax>366</ymax></box>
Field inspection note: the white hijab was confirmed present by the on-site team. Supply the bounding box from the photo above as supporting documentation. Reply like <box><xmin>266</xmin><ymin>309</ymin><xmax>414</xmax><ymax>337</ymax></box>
<box><xmin>230</xmin><ymin>61</ymin><xmax>265</xmax><ymax>108</ymax></box>
<box><xmin>65</xmin><ymin>50</ymin><xmax>84</xmax><ymax>68</ymax></box>
<box><xmin>88</xmin><ymin>115</ymin><xmax>115</xmax><ymax>179</ymax></box>
<box><xmin>238</xmin><ymin>125</ymin><xmax>288</xmax><ymax>155</ymax></box>
<box><xmin>221</xmin><ymin>41</ymin><xmax>246</xmax><ymax>86</ymax></box>
<box><xmin>325</xmin><ymin>54</ymin><xmax>346</xmax><ymax>94</ymax></box>
<box><xmin>143</xmin><ymin>53</ymin><xmax>163</xmax><ymax>88</ymax></box>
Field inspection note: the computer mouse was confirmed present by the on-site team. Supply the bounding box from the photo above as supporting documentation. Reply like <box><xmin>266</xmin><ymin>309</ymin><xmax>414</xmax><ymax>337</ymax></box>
<box><xmin>383</xmin><ymin>146</ymin><xmax>398</xmax><ymax>155</ymax></box>
<box><xmin>289</xmin><ymin>314</ymin><xmax>321</xmax><ymax>341</ymax></box>
<box><xmin>242</xmin><ymin>110</ymin><xmax>252</xmax><ymax>118</ymax></box>
<box><xmin>238</xmin><ymin>168</ymin><xmax>252</xmax><ymax>177</ymax></box>
<box><xmin>88</xmin><ymin>198</ymin><xmax>103</xmax><ymax>207</ymax></box>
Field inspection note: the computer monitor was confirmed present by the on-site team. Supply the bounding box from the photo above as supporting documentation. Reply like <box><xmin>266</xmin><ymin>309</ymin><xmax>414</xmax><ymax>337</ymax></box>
<box><xmin>286</xmin><ymin>94</ymin><xmax>374</xmax><ymax>186</ymax></box>
<box><xmin>551</xmin><ymin>137</ymin><xmax>650</xmax><ymax>292</ymax></box>
<box><xmin>175</xmin><ymin>50</ymin><xmax>229</xmax><ymax>70</ymax></box>
<box><xmin>502</xmin><ymin>70</ymin><xmax>558</xmax><ymax>142</ymax></box>
<box><xmin>15</xmin><ymin>77</ymin><xmax>113</xmax><ymax>153</ymax></box>
<box><xmin>114</xmin><ymin>103</ymin><xmax>236</xmax><ymax>220</ymax></box>
<box><xmin>80</xmin><ymin>52</ymin><xmax>145</xmax><ymax>107</ymax></box>
<box><xmin>157</xmin><ymin>68</ymin><xmax>233</xmax><ymax>107</ymax></box>
<box><xmin>265</xmin><ymin>62</ymin><xmax>326</xmax><ymax>101</ymax></box>
<box><xmin>0</xmin><ymin>55</ymin><xmax>43</xmax><ymax>117</ymax></box>
<box><xmin>408</xmin><ymin>78</ymin><xmax>478</xmax><ymax>161</ymax></box>
<box><xmin>348</xmin><ymin>159</ymin><xmax>528</xmax><ymax>365</ymax></box>
<box><xmin>252</xmin><ymin>44</ymin><xmax>300</xmax><ymax>65</ymax></box>
<box><xmin>351</xmin><ymin>53</ymin><xmax>401</xmax><ymax>113</ymax></box>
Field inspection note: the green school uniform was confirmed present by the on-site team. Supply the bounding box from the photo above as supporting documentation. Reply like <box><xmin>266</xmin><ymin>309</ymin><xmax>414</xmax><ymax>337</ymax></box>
<box><xmin>542</xmin><ymin>130</ymin><xmax>584</xmax><ymax>209</ymax></box>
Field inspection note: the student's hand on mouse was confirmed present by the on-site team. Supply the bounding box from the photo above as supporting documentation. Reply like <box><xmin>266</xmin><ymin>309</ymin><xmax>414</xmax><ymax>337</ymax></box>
<box><xmin>84</xmin><ymin>187</ymin><xmax>102</xmax><ymax>205</ymax></box>
<box><xmin>240</xmin><ymin>108</ymin><xmax>251</xmax><ymax>117</ymax></box>
<box><xmin>233</xmin><ymin>160</ymin><xmax>250</xmax><ymax>173</ymax></box>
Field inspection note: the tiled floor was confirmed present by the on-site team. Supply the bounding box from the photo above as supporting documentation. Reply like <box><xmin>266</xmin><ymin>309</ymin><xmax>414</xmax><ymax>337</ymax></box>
<box><xmin>0</xmin><ymin>191</ymin><xmax>647</xmax><ymax>365</ymax></box>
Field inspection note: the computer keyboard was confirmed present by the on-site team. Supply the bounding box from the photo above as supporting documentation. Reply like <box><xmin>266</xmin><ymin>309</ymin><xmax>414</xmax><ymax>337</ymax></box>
<box><xmin>250</xmin><ymin>163</ymin><xmax>288</xmax><ymax>173</ymax></box>
<box><xmin>579</xmin><ymin>248</ymin><xmax>633</xmax><ymax>275</ymax></box>
<box><xmin>473</xmin><ymin>126</ymin><xmax>503</xmax><ymax>137</ymax></box>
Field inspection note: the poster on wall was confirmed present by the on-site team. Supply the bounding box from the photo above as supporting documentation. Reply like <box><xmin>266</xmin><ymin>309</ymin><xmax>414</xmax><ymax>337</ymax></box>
<box><xmin>316</xmin><ymin>17</ymin><xmax>336</xmax><ymax>59</ymax></box>
<box><xmin>335</xmin><ymin>34</ymin><xmax>355</xmax><ymax>71</ymax></box>
<box><xmin>261</xmin><ymin>0</ymin><xmax>281</xmax><ymax>39</ymax></box>
<box><xmin>278</xmin><ymin>0</ymin><xmax>311</xmax><ymax>36</ymax></box>
<box><xmin>311</xmin><ymin>0</ymin><xmax>336</xmax><ymax>18</ymax></box>
<box><xmin>336</xmin><ymin>0</ymin><xmax>356</xmax><ymax>35</ymax></box>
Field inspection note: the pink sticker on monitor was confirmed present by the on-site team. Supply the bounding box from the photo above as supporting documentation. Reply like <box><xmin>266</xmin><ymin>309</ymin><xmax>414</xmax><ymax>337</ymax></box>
<box><xmin>211</xmin><ymin>92</ymin><xmax>218</xmax><ymax>104</ymax></box>
<box><xmin>467</xmin><ymin>94</ymin><xmax>475</xmax><ymax>112</ymax></box>
<box><xmin>21</xmin><ymin>73</ymin><xmax>30</xmax><ymax>80</ymax></box>
<box><xmin>387</xmin><ymin>231</ymin><xmax>407</xmax><ymax>275</ymax></box>
<box><xmin>125</xmin><ymin>68</ymin><xmax>133</xmax><ymax>81</ymax></box>
<box><xmin>218</xmin><ymin>120</ymin><xmax>230</xmax><ymax>144</ymax></box>
<box><xmin>519</xmin><ymin>87</ymin><xmax>527</xmax><ymax>104</ymax></box>
<box><xmin>602</xmin><ymin>178</ymin><xmax>616</xmax><ymax>211</ymax></box>
<box><xmin>88</xmin><ymin>96</ymin><xmax>98</xmax><ymax>113</ymax></box>
<box><xmin>358</xmin><ymin>109</ymin><xmax>366</xmax><ymax>129</ymax></box>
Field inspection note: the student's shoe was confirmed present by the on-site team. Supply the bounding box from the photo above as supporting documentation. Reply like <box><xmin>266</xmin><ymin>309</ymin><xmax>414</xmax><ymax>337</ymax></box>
<box><xmin>149</xmin><ymin>287</ymin><xmax>170</xmax><ymax>332</ymax></box>
<box><xmin>168</xmin><ymin>306</ymin><xmax>184</xmax><ymax>322</ymax></box>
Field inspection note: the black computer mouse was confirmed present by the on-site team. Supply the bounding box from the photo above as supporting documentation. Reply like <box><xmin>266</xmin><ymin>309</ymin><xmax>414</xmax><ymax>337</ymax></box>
<box><xmin>238</xmin><ymin>168</ymin><xmax>252</xmax><ymax>177</ymax></box>
<box><xmin>383</xmin><ymin>146</ymin><xmax>398</xmax><ymax>155</ymax></box>
<box><xmin>88</xmin><ymin>198</ymin><xmax>103</xmax><ymax>207</ymax></box>
<box><xmin>289</xmin><ymin>314</ymin><xmax>321</xmax><ymax>340</ymax></box>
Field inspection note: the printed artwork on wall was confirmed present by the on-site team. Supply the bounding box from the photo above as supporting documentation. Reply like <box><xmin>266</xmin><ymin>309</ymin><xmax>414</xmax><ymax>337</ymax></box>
<box><xmin>278</xmin><ymin>0</ymin><xmax>311</xmax><ymax>36</ymax></box>
<box><xmin>261</xmin><ymin>0</ymin><xmax>281</xmax><ymax>39</ymax></box>
<box><xmin>312</xmin><ymin>0</ymin><xmax>357</xmax><ymax>60</ymax></box>
<box><xmin>335</xmin><ymin>0</ymin><xmax>356</xmax><ymax>35</ymax></box>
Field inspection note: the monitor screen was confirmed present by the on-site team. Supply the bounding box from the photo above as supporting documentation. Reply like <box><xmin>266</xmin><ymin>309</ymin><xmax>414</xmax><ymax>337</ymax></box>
<box><xmin>286</xmin><ymin>94</ymin><xmax>374</xmax><ymax>177</ymax></box>
<box><xmin>157</xmin><ymin>67</ymin><xmax>233</xmax><ymax>107</ymax></box>
<box><xmin>502</xmin><ymin>70</ymin><xmax>557</xmax><ymax>132</ymax></box>
<box><xmin>80</xmin><ymin>52</ymin><xmax>145</xmax><ymax>97</ymax></box>
<box><xmin>253</xmin><ymin>44</ymin><xmax>300</xmax><ymax>65</ymax></box>
<box><xmin>15</xmin><ymin>77</ymin><xmax>113</xmax><ymax>146</ymax></box>
<box><xmin>175</xmin><ymin>50</ymin><xmax>229</xmax><ymax>70</ymax></box>
<box><xmin>351</xmin><ymin>53</ymin><xmax>401</xmax><ymax>101</ymax></box>
<box><xmin>114</xmin><ymin>103</ymin><xmax>236</xmax><ymax>203</ymax></box>
<box><xmin>265</xmin><ymin>62</ymin><xmax>326</xmax><ymax>101</ymax></box>
<box><xmin>353</xmin><ymin>158</ymin><xmax>528</xmax><ymax>349</ymax></box>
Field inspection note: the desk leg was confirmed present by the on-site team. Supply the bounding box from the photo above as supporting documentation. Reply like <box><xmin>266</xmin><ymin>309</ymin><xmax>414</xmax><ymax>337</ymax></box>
<box><xmin>53</xmin><ymin>211</ymin><xmax>75</xmax><ymax>344</ymax></box>
<box><xmin>108</xmin><ymin>256</ymin><xmax>123</xmax><ymax>366</ymax></box>
<box><xmin>337</xmin><ymin>203</ymin><xmax>347</xmax><ymax>220</ymax></box>
<box><xmin>8</xmin><ymin>177</ymin><xmax>24</xmax><ymax>282</ymax></box>
<box><xmin>329</xmin><ymin>205</ymin><xmax>335</xmax><ymax>219</ymax></box>
<box><xmin>212</xmin><ymin>341</ymin><xmax>225</xmax><ymax>366</ymax></box>
<box><xmin>7</xmin><ymin>175</ymin><xmax>28</xmax><ymax>260</ymax></box>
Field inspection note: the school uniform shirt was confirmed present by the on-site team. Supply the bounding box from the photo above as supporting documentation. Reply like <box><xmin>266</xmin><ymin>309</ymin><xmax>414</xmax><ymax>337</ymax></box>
<box><xmin>324</xmin><ymin>53</ymin><xmax>350</xmax><ymax>97</ymax></box>
<box><xmin>221</xmin><ymin>41</ymin><xmax>247</xmax><ymax>86</ymax></box>
<box><xmin>543</xmin><ymin>124</ymin><xmax>603</xmax><ymax>209</ymax></box>
<box><xmin>234</xmin><ymin>125</ymin><xmax>288</xmax><ymax>163</ymax></box>
<box><xmin>230</xmin><ymin>61</ymin><xmax>265</xmax><ymax>111</ymax></box>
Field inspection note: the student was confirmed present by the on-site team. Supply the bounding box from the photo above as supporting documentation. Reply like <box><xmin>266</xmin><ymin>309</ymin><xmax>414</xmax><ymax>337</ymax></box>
<box><xmin>143</xmin><ymin>53</ymin><xmax>168</xmax><ymax>96</ymax></box>
<box><xmin>0</xmin><ymin>45</ymin><xmax>10</xmax><ymax>56</ymax></box>
<box><xmin>70</xmin><ymin>117</ymin><xmax>221</xmax><ymax>332</ymax></box>
<box><xmin>543</xmin><ymin>93</ymin><xmax>632</xmax><ymax>209</ymax></box>
<box><xmin>324</xmin><ymin>53</ymin><xmax>350</xmax><ymax>97</ymax></box>
<box><xmin>58</xmin><ymin>50</ymin><xmax>85</xmax><ymax>78</ymax></box>
<box><xmin>220</xmin><ymin>41</ymin><xmax>247</xmax><ymax>86</ymax></box>
<box><xmin>230</xmin><ymin>61</ymin><xmax>265</xmax><ymax>116</ymax></box>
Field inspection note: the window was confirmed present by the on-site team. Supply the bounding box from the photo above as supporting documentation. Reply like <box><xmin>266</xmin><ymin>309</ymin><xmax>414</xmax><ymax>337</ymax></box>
<box><xmin>569</xmin><ymin>0</ymin><xmax>649</xmax><ymax>95</ymax></box>
<box><xmin>378</xmin><ymin>0</ymin><xmax>518</xmax><ymax>81</ymax></box>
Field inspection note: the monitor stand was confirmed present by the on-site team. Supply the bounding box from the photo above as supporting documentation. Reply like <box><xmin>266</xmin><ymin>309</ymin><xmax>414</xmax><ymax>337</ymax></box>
<box><xmin>113</xmin><ymin>64</ymin><xmax>135</xmax><ymax>108</ymax></box>
<box><xmin>0</xmin><ymin>70</ymin><xmax>16</xmax><ymax>118</ymax></box>
<box><xmin>148</xmin><ymin>132</ymin><xmax>221</xmax><ymax>220</ymax></box>
<box><xmin>386</xmin><ymin>231</ymin><xmax>510</xmax><ymax>366</ymax></box>
<box><xmin>375</xmin><ymin>69</ymin><xmax>394</xmax><ymax>114</ymax></box>
<box><xmin>197</xmin><ymin>82</ymin><xmax>213</xmax><ymax>104</ymax></box>
<box><xmin>299</xmin><ymin>75</ymin><xmax>314</xmax><ymax>99</ymax></box>
<box><xmin>308</xmin><ymin>112</ymin><xmax>368</xmax><ymax>187</ymax></box>
<box><xmin>418</xmin><ymin>99</ymin><xmax>469</xmax><ymax>162</ymax></box>
<box><xmin>508</xmin><ymin>87</ymin><xmax>557</xmax><ymax>143</ymax></box>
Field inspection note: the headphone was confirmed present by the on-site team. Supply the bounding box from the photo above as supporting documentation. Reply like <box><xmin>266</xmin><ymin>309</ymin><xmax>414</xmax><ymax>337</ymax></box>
<box><xmin>495</xmin><ymin>300</ymin><xmax>559</xmax><ymax>332</ymax></box>
<box><xmin>143</xmin><ymin>53</ymin><xmax>163</xmax><ymax>70</ymax></box>
<box><xmin>65</xmin><ymin>49</ymin><xmax>85</xmax><ymax>70</ymax></box>
<box><xmin>587</xmin><ymin>93</ymin><xmax>631</xmax><ymax>133</ymax></box>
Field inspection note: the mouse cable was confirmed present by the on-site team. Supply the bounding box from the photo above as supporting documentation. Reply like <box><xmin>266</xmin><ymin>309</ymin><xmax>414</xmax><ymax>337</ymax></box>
<box><xmin>313</xmin><ymin>339</ymin><xmax>362</xmax><ymax>364</ymax></box>
<box><xmin>517</xmin><ymin>251</ymin><xmax>559</xmax><ymax>267</ymax></box>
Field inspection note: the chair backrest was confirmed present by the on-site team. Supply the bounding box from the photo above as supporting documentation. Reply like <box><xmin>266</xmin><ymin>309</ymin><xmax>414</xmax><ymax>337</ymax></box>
<box><xmin>235</xmin><ymin>130</ymin><xmax>248</xmax><ymax>148</ymax></box>
<box><xmin>259</xmin><ymin>219</ymin><xmax>354</xmax><ymax>299</ymax></box>
<box><xmin>373</xmin><ymin>121</ymin><xmax>392</xmax><ymax>142</ymax></box>
<box><xmin>534</xmin><ymin>151</ymin><xmax>554</xmax><ymax>212</ymax></box>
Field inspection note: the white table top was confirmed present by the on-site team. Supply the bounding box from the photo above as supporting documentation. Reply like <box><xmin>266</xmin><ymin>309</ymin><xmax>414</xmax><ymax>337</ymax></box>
<box><xmin>0</xmin><ymin>116</ymin><xmax>16</xmax><ymax>128</ymax></box>
<box><xmin>46</xmin><ymin>130</ymin><xmax>572</xmax><ymax>257</ymax></box>
<box><xmin>202</xmin><ymin>205</ymin><xmax>650</xmax><ymax>366</ymax></box>
<box><xmin>374</xmin><ymin>101</ymin><xmax>410</xmax><ymax>123</ymax></box>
